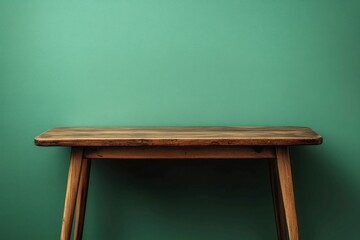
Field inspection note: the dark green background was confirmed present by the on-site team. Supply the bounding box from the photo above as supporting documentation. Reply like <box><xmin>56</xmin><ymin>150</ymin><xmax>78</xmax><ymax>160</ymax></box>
<box><xmin>1</xmin><ymin>0</ymin><xmax>359</xmax><ymax>239</ymax></box>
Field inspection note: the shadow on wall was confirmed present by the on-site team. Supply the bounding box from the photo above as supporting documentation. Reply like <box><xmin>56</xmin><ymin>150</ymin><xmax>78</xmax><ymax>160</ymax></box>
<box><xmin>292</xmin><ymin>147</ymin><xmax>360</xmax><ymax>239</ymax></box>
<box><xmin>86</xmin><ymin>158</ymin><xmax>277</xmax><ymax>240</ymax></box>
<box><xmin>59</xmin><ymin>146</ymin><xmax>360</xmax><ymax>240</ymax></box>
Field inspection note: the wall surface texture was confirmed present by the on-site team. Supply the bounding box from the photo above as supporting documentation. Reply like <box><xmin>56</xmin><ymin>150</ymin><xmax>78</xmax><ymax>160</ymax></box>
<box><xmin>1</xmin><ymin>0</ymin><xmax>359</xmax><ymax>239</ymax></box>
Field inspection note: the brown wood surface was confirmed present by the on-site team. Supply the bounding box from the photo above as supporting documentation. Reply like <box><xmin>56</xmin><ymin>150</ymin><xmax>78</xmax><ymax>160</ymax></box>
<box><xmin>276</xmin><ymin>147</ymin><xmax>298</xmax><ymax>240</ymax></box>
<box><xmin>269</xmin><ymin>159</ymin><xmax>287</xmax><ymax>240</ymax></box>
<box><xmin>60</xmin><ymin>147</ymin><xmax>84</xmax><ymax>240</ymax></box>
<box><xmin>84</xmin><ymin>146</ymin><xmax>276</xmax><ymax>159</ymax></box>
<box><xmin>34</xmin><ymin>126</ymin><xmax>322</xmax><ymax>146</ymax></box>
<box><xmin>74</xmin><ymin>158</ymin><xmax>91</xmax><ymax>240</ymax></box>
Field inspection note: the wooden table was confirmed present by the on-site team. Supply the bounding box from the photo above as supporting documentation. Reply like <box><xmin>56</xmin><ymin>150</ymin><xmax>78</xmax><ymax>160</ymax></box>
<box><xmin>35</xmin><ymin>126</ymin><xmax>322</xmax><ymax>240</ymax></box>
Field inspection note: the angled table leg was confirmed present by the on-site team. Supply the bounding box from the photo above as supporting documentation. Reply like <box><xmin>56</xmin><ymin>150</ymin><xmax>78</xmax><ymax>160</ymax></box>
<box><xmin>74</xmin><ymin>158</ymin><xmax>91</xmax><ymax>240</ymax></box>
<box><xmin>60</xmin><ymin>147</ymin><xmax>84</xmax><ymax>240</ymax></box>
<box><xmin>269</xmin><ymin>158</ymin><xmax>287</xmax><ymax>240</ymax></box>
<box><xmin>275</xmin><ymin>146</ymin><xmax>299</xmax><ymax>240</ymax></box>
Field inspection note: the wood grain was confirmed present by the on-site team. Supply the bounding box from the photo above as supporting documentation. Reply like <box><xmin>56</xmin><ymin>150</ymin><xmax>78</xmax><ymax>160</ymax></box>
<box><xmin>74</xmin><ymin>158</ymin><xmax>91</xmax><ymax>240</ymax></box>
<box><xmin>276</xmin><ymin>147</ymin><xmax>298</xmax><ymax>240</ymax></box>
<box><xmin>269</xmin><ymin>159</ymin><xmax>287</xmax><ymax>240</ymax></box>
<box><xmin>60</xmin><ymin>147</ymin><xmax>84</xmax><ymax>240</ymax></box>
<box><xmin>84</xmin><ymin>146</ymin><xmax>276</xmax><ymax>159</ymax></box>
<box><xmin>34</xmin><ymin>126</ymin><xmax>322</xmax><ymax>146</ymax></box>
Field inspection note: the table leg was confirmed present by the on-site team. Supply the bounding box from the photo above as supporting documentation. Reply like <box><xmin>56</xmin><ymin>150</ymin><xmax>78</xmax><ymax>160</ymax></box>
<box><xmin>74</xmin><ymin>158</ymin><xmax>91</xmax><ymax>240</ymax></box>
<box><xmin>275</xmin><ymin>146</ymin><xmax>299</xmax><ymax>240</ymax></box>
<box><xmin>269</xmin><ymin>159</ymin><xmax>287</xmax><ymax>240</ymax></box>
<box><xmin>60</xmin><ymin>147</ymin><xmax>84</xmax><ymax>240</ymax></box>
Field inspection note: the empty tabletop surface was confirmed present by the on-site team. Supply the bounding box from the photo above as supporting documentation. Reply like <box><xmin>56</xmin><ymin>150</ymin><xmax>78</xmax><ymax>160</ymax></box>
<box><xmin>34</xmin><ymin>126</ymin><xmax>322</xmax><ymax>146</ymax></box>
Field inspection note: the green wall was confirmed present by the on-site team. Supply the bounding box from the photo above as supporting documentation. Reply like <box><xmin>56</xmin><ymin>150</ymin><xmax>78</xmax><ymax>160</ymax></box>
<box><xmin>1</xmin><ymin>0</ymin><xmax>359</xmax><ymax>239</ymax></box>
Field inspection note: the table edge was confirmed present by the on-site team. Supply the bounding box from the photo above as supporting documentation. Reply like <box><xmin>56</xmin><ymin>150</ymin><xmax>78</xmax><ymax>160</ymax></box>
<box><xmin>34</xmin><ymin>136</ymin><xmax>323</xmax><ymax>147</ymax></box>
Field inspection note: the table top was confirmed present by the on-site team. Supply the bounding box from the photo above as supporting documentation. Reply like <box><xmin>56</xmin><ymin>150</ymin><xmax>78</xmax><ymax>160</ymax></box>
<box><xmin>34</xmin><ymin>126</ymin><xmax>322</xmax><ymax>147</ymax></box>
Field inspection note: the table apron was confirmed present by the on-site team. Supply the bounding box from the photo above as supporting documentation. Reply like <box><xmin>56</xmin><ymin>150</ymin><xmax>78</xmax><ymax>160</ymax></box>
<box><xmin>83</xmin><ymin>146</ymin><xmax>276</xmax><ymax>159</ymax></box>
